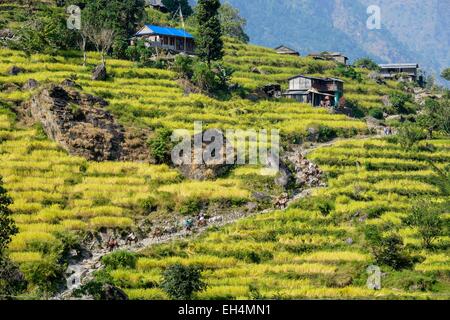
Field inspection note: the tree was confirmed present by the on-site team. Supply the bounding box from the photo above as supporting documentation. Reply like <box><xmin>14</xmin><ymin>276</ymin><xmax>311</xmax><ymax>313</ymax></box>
<box><xmin>0</xmin><ymin>177</ymin><xmax>17</xmax><ymax>255</ymax></box>
<box><xmin>162</xmin><ymin>0</ymin><xmax>193</xmax><ymax>18</ymax></box>
<box><xmin>441</xmin><ymin>68</ymin><xmax>450</xmax><ymax>82</ymax></box>
<box><xmin>364</xmin><ymin>225</ymin><xmax>413</xmax><ymax>270</ymax></box>
<box><xmin>82</xmin><ymin>0</ymin><xmax>146</xmax><ymax>59</ymax></box>
<box><xmin>148</xmin><ymin>128</ymin><xmax>174</xmax><ymax>164</ymax></box>
<box><xmin>354</xmin><ymin>57</ymin><xmax>380</xmax><ymax>71</ymax></box>
<box><xmin>404</xmin><ymin>200</ymin><xmax>445</xmax><ymax>248</ymax></box>
<box><xmin>161</xmin><ymin>264</ymin><xmax>207</xmax><ymax>300</ymax></box>
<box><xmin>195</xmin><ymin>0</ymin><xmax>224</xmax><ymax>67</ymax></box>
<box><xmin>389</xmin><ymin>92</ymin><xmax>412</xmax><ymax>114</ymax></box>
<box><xmin>0</xmin><ymin>177</ymin><xmax>26</xmax><ymax>299</ymax></box>
<box><xmin>397</xmin><ymin>123</ymin><xmax>427</xmax><ymax>151</ymax></box>
<box><xmin>84</xmin><ymin>24</ymin><xmax>115</xmax><ymax>64</ymax></box>
<box><xmin>219</xmin><ymin>2</ymin><xmax>249</xmax><ymax>43</ymax></box>
<box><xmin>417</xmin><ymin>98</ymin><xmax>450</xmax><ymax>138</ymax></box>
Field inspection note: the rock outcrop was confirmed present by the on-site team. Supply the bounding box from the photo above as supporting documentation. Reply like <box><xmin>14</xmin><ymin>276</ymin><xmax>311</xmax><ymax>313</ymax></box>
<box><xmin>21</xmin><ymin>85</ymin><xmax>152</xmax><ymax>162</ymax></box>
<box><xmin>283</xmin><ymin>150</ymin><xmax>325</xmax><ymax>188</ymax></box>
<box><xmin>175</xmin><ymin>129</ymin><xmax>234</xmax><ymax>180</ymax></box>
<box><xmin>7</xmin><ymin>65</ymin><xmax>24</xmax><ymax>75</ymax></box>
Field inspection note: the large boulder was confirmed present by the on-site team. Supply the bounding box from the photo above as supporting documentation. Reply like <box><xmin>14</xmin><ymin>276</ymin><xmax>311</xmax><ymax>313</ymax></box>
<box><xmin>175</xmin><ymin>129</ymin><xmax>234</xmax><ymax>180</ymax></box>
<box><xmin>101</xmin><ymin>284</ymin><xmax>129</xmax><ymax>300</ymax></box>
<box><xmin>92</xmin><ymin>63</ymin><xmax>107</xmax><ymax>81</ymax></box>
<box><xmin>7</xmin><ymin>65</ymin><xmax>24</xmax><ymax>76</ymax></box>
<box><xmin>21</xmin><ymin>85</ymin><xmax>152</xmax><ymax>162</ymax></box>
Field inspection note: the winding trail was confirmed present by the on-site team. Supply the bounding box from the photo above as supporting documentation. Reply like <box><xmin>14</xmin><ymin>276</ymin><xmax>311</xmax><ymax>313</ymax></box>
<box><xmin>54</xmin><ymin>132</ymin><xmax>384</xmax><ymax>300</ymax></box>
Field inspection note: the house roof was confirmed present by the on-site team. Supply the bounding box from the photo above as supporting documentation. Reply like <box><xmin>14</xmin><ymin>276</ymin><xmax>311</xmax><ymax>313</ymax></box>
<box><xmin>136</xmin><ymin>25</ymin><xmax>194</xmax><ymax>39</ymax></box>
<box><xmin>379</xmin><ymin>63</ymin><xmax>419</xmax><ymax>69</ymax></box>
<box><xmin>288</xmin><ymin>74</ymin><xmax>344</xmax><ymax>83</ymax></box>
<box><xmin>275</xmin><ymin>45</ymin><xmax>299</xmax><ymax>54</ymax></box>
<box><xmin>147</xmin><ymin>0</ymin><xmax>165</xmax><ymax>7</ymax></box>
<box><xmin>308</xmin><ymin>52</ymin><xmax>348</xmax><ymax>59</ymax></box>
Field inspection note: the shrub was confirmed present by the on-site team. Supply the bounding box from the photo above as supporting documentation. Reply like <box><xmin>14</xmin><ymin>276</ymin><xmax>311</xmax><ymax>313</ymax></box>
<box><xmin>125</xmin><ymin>40</ymin><xmax>156</xmax><ymax>66</ymax></box>
<box><xmin>364</xmin><ymin>226</ymin><xmax>413</xmax><ymax>270</ymax></box>
<box><xmin>397</xmin><ymin>123</ymin><xmax>427</xmax><ymax>151</ymax></box>
<box><xmin>353</xmin><ymin>57</ymin><xmax>380</xmax><ymax>71</ymax></box>
<box><xmin>20</xmin><ymin>257</ymin><xmax>65</xmax><ymax>296</ymax></box>
<box><xmin>102</xmin><ymin>251</ymin><xmax>137</xmax><ymax>270</ymax></box>
<box><xmin>178</xmin><ymin>198</ymin><xmax>202</xmax><ymax>216</ymax></box>
<box><xmin>368</xmin><ymin>108</ymin><xmax>384</xmax><ymax>120</ymax></box>
<box><xmin>389</xmin><ymin>92</ymin><xmax>412</xmax><ymax>114</ymax></box>
<box><xmin>1</xmin><ymin>177</ymin><xmax>18</xmax><ymax>254</ymax></box>
<box><xmin>161</xmin><ymin>264</ymin><xmax>207</xmax><ymax>300</ymax></box>
<box><xmin>403</xmin><ymin>200</ymin><xmax>444</xmax><ymax>248</ymax></box>
<box><xmin>173</xmin><ymin>55</ymin><xmax>194</xmax><ymax>79</ymax></box>
<box><xmin>0</xmin><ymin>257</ymin><xmax>27</xmax><ymax>298</ymax></box>
<box><xmin>318</xmin><ymin>125</ymin><xmax>337</xmax><ymax>142</ymax></box>
<box><xmin>148</xmin><ymin>128</ymin><xmax>174</xmax><ymax>164</ymax></box>
<box><xmin>140</xmin><ymin>196</ymin><xmax>158</xmax><ymax>214</ymax></box>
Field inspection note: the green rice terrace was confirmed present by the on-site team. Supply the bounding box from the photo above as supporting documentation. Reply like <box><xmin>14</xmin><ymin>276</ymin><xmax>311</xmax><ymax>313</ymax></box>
<box><xmin>0</xmin><ymin>1</ymin><xmax>449</xmax><ymax>301</ymax></box>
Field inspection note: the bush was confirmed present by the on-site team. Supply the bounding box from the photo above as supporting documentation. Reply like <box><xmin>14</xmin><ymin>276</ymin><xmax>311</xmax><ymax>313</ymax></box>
<box><xmin>0</xmin><ymin>257</ymin><xmax>27</xmax><ymax>298</ymax></box>
<box><xmin>20</xmin><ymin>257</ymin><xmax>65</xmax><ymax>296</ymax></box>
<box><xmin>178</xmin><ymin>198</ymin><xmax>202</xmax><ymax>216</ymax></box>
<box><xmin>173</xmin><ymin>55</ymin><xmax>194</xmax><ymax>79</ymax></box>
<box><xmin>384</xmin><ymin>270</ymin><xmax>436</xmax><ymax>292</ymax></box>
<box><xmin>389</xmin><ymin>92</ymin><xmax>412</xmax><ymax>114</ymax></box>
<box><xmin>403</xmin><ymin>200</ymin><xmax>444</xmax><ymax>248</ymax></box>
<box><xmin>125</xmin><ymin>40</ymin><xmax>156</xmax><ymax>66</ymax></box>
<box><xmin>397</xmin><ymin>123</ymin><xmax>427</xmax><ymax>150</ymax></box>
<box><xmin>318</xmin><ymin>125</ymin><xmax>337</xmax><ymax>142</ymax></box>
<box><xmin>364</xmin><ymin>226</ymin><xmax>413</xmax><ymax>270</ymax></box>
<box><xmin>161</xmin><ymin>264</ymin><xmax>207</xmax><ymax>300</ymax></box>
<box><xmin>140</xmin><ymin>196</ymin><xmax>158</xmax><ymax>214</ymax></box>
<box><xmin>102</xmin><ymin>251</ymin><xmax>138</xmax><ymax>270</ymax></box>
<box><xmin>353</xmin><ymin>57</ymin><xmax>380</xmax><ymax>71</ymax></box>
<box><xmin>148</xmin><ymin>128</ymin><xmax>174</xmax><ymax>164</ymax></box>
<box><xmin>368</xmin><ymin>108</ymin><xmax>384</xmax><ymax>120</ymax></box>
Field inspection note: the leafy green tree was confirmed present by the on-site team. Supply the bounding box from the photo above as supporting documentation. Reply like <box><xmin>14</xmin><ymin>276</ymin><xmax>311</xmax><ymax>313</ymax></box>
<box><xmin>354</xmin><ymin>57</ymin><xmax>380</xmax><ymax>71</ymax></box>
<box><xmin>417</xmin><ymin>98</ymin><xmax>450</xmax><ymax>138</ymax></box>
<box><xmin>404</xmin><ymin>200</ymin><xmax>445</xmax><ymax>248</ymax></box>
<box><xmin>10</xmin><ymin>10</ymin><xmax>77</xmax><ymax>55</ymax></box>
<box><xmin>162</xmin><ymin>0</ymin><xmax>193</xmax><ymax>18</ymax></box>
<box><xmin>82</xmin><ymin>0</ymin><xmax>146</xmax><ymax>58</ymax></box>
<box><xmin>397</xmin><ymin>123</ymin><xmax>427</xmax><ymax>151</ymax></box>
<box><xmin>441</xmin><ymin>68</ymin><xmax>450</xmax><ymax>82</ymax></box>
<box><xmin>219</xmin><ymin>2</ymin><xmax>249</xmax><ymax>43</ymax></box>
<box><xmin>364</xmin><ymin>226</ymin><xmax>413</xmax><ymax>270</ymax></box>
<box><xmin>0</xmin><ymin>177</ymin><xmax>26</xmax><ymax>299</ymax></box>
<box><xmin>0</xmin><ymin>177</ymin><xmax>17</xmax><ymax>255</ymax></box>
<box><xmin>148</xmin><ymin>128</ymin><xmax>174</xmax><ymax>164</ymax></box>
<box><xmin>195</xmin><ymin>0</ymin><xmax>224</xmax><ymax>66</ymax></box>
<box><xmin>161</xmin><ymin>264</ymin><xmax>207</xmax><ymax>300</ymax></box>
<box><xmin>389</xmin><ymin>92</ymin><xmax>412</xmax><ymax>114</ymax></box>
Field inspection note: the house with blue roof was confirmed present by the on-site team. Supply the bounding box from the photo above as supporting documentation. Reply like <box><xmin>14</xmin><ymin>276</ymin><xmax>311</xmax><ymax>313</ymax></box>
<box><xmin>134</xmin><ymin>24</ymin><xmax>195</xmax><ymax>54</ymax></box>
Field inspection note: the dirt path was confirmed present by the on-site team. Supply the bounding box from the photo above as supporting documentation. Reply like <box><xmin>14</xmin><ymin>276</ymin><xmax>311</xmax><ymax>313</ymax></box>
<box><xmin>54</xmin><ymin>132</ymin><xmax>383</xmax><ymax>300</ymax></box>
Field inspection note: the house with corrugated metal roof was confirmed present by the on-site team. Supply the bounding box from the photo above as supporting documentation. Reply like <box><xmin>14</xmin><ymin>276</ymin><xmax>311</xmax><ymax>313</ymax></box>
<box><xmin>378</xmin><ymin>63</ymin><xmax>420</xmax><ymax>82</ymax></box>
<box><xmin>146</xmin><ymin>0</ymin><xmax>168</xmax><ymax>13</ymax></box>
<box><xmin>134</xmin><ymin>25</ymin><xmax>195</xmax><ymax>54</ymax></box>
<box><xmin>308</xmin><ymin>52</ymin><xmax>348</xmax><ymax>65</ymax></box>
<box><xmin>274</xmin><ymin>45</ymin><xmax>299</xmax><ymax>56</ymax></box>
<box><xmin>283</xmin><ymin>75</ymin><xmax>344</xmax><ymax>107</ymax></box>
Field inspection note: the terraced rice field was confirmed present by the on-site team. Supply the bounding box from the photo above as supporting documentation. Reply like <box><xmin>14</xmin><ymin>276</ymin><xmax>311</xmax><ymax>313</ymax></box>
<box><xmin>0</xmin><ymin>43</ymin><xmax>373</xmax><ymax>139</ymax></box>
<box><xmin>106</xmin><ymin>137</ymin><xmax>450</xmax><ymax>300</ymax></box>
<box><xmin>0</xmin><ymin>112</ymin><xmax>256</xmax><ymax>264</ymax></box>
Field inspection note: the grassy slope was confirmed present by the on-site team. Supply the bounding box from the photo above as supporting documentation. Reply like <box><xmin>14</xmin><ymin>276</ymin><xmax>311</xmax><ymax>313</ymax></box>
<box><xmin>0</xmin><ymin>5</ymin><xmax>448</xmax><ymax>298</ymax></box>
<box><xmin>117</xmin><ymin>138</ymin><xmax>450</xmax><ymax>300</ymax></box>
